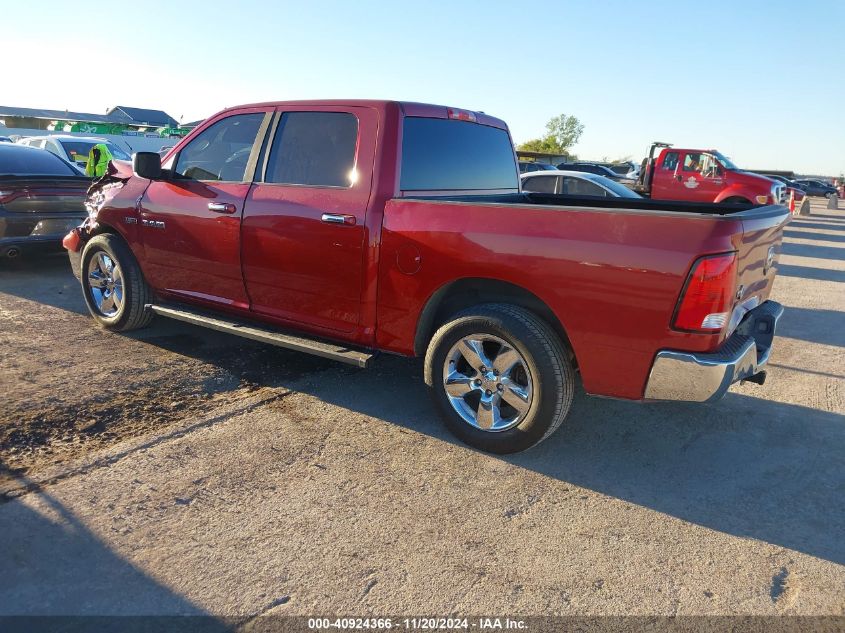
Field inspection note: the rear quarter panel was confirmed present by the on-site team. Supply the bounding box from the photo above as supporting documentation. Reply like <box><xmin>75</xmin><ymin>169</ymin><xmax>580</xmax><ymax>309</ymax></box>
<box><xmin>377</xmin><ymin>199</ymin><xmax>747</xmax><ymax>400</ymax></box>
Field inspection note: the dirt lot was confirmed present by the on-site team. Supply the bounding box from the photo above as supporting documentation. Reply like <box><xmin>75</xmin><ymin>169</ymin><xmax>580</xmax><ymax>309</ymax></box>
<box><xmin>1</xmin><ymin>199</ymin><xmax>843</xmax><ymax>619</ymax></box>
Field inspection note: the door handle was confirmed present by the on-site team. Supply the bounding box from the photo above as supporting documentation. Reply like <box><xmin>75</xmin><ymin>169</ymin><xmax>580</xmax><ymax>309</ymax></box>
<box><xmin>321</xmin><ymin>213</ymin><xmax>357</xmax><ymax>226</ymax></box>
<box><xmin>675</xmin><ymin>175</ymin><xmax>682</xmax><ymax>182</ymax></box>
<box><xmin>208</xmin><ymin>202</ymin><xmax>237</xmax><ymax>214</ymax></box>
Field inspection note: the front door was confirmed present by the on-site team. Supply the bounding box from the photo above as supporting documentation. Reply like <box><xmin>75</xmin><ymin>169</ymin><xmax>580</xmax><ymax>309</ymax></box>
<box><xmin>676</xmin><ymin>151</ymin><xmax>723</xmax><ymax>202</ymax></box>
<box><xmin>139</xmin><ymin>109</ymin><xmax>269</xmax><ymax>309</ymax></box>
<box><xmin>241</xmin><ymin>106</ymin><xmax>378</xmax><ymax>334</ymax></box>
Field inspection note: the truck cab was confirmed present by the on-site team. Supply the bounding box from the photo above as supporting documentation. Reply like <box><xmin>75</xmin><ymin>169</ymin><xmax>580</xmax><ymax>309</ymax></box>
<box><xmin>635</xmin><ymin>143</ymin><xmax>785</xmax><ymax>206</ymax></box>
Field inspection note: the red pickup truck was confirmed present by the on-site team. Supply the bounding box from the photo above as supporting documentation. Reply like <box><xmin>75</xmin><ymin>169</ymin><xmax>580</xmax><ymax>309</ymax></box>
<box><xmin>634</xmin><ymin>142</ymin><xmax>786</xmax><ymax>206</ymax></box>
<box><xmin>64</xmin><ymin>100</ymin><xmax>788</xmax><ymax>454</ymax></box>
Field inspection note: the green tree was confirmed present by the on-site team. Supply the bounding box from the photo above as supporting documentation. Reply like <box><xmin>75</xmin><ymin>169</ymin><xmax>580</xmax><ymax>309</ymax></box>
<box><xmin>518</xmin><ymin>114</ymin><xmax>584</xmax><ymax>155</ymax></box>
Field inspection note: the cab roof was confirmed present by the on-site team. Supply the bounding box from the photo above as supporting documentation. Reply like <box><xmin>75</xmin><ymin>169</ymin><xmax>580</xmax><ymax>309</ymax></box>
<box><xmin>213</xmin><ymin>99</ymin><xmax>509</xmax><ymax>130</ymax></box>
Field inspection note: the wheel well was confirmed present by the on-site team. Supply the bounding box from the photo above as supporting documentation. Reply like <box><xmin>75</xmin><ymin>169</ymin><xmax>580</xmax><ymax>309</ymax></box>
<box><xmin>413</xmin><ymin>278</ymin><xmax>576</xmax><ymax>364</ymax></box>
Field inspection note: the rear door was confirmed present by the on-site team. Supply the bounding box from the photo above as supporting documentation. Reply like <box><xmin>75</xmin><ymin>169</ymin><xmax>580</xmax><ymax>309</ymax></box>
<box><xmin>241</xmin><ymin>106</ymin><xmax>378</xmax><ymax>334</ymax></box>
<box><xmin>138</xmin><ymin>109</ymin><xmax>270</xmax><ymax>309</ymax></box>
<box><xmin>651</xmin><ymin>150</ymin><xmax>680</xmax><ymax>199</ymax></box>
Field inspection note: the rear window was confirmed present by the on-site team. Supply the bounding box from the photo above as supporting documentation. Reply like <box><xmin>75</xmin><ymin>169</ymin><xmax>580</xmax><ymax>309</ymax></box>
<box><xmin>264</xmin><ymin>112</ymin><xmax>358</xmax><ymax>187</ymax></box>
<box><xmin>0</xmin><ymin>146</ymin><xmax>77</xmax><ymax>176</ymax></box>
<box><xmin>400</xmin><ymin>118</ymin><xmax>518</xmax><ymax>191</ymax></box>
<box><xmin>61</xmin><ymin>141</ymin><xmax>131</xmax><ymax>162</ymax></box>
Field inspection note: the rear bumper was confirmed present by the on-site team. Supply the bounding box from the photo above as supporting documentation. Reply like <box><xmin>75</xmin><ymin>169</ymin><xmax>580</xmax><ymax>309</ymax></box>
<box><xmin>0</xmin><ymin>212</ymin><xmax>86</xmax><ymax>254</ymax></box>
<box><xmin>644</xmin><ymin>300</ymin><xmax>784</xmax><ymax>402</ymax></box>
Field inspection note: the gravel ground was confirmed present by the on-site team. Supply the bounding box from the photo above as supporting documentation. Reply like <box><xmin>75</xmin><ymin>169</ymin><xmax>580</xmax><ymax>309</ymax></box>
<box><xmin>0</xmin><ymin>199</ymin><xmax>843</xmax><ymax>620</ymax></box>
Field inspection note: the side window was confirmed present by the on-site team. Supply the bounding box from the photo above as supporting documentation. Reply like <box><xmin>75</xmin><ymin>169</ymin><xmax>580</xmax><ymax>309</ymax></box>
<box><xmin>683</xmin><ymin>152</ymin><xmax>703</xmax><ymax>172</ymax></box>
<box><xmin>662</xmin><ymin>152</ymin><xmax>679</xmax><ymax>171</ymax></box>
<box><xmin>45</xmin><ymin>140</ymin><xmax>62</xmax><ymax>156</ymax></box>
<box><xmin>29</xmin><ymin>139</ymin><xmax>45</xmax><ymax>149</ymax></box>
<box><xmin>264</xmin><ymin>112</ymin><xmax>358</xmax><ymax>187</ymax></box>
<box><xmin>522</xmin><ymin>175</ymin><xmax>557</xmax><ymax>194</ymax></box>
<box><xmin>699</xmin><ymin>154</ymin><xmax>720</xmax><ymax>178</ymax></box>
<box><xmin>564</xmin><ymin>178</ymin><xmax>607</xmax><ymax>197</ymax></box>
<box><xmin>174</xmin><ymin>113</ymin><xmax>264</xmax><ymax>182</ymax></box>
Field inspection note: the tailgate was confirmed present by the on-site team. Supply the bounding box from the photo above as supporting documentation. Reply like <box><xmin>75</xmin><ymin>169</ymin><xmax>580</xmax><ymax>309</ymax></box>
<box><xmin>733</xmin><ymin>204</ymin><xmax>790</xmax><ymax>320</ymax></box>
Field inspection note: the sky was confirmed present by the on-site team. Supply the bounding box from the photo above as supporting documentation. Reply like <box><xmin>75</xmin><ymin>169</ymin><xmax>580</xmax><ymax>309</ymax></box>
<box><xmin>5</xmin><ymin>0</ymin><xmax>844</xmax><ymax>175</ymax></box>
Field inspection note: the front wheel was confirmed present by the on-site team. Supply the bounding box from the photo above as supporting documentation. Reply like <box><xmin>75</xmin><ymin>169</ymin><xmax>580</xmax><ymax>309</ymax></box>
<box><xmin>80</xmin><ymin>233</ymin><xmax>153</xmax><ymax>331</ymax></box>
<box><xmin>424</xmin><ymin>304</ymin><xmax>575</xmax><ymax>454</ymax></box>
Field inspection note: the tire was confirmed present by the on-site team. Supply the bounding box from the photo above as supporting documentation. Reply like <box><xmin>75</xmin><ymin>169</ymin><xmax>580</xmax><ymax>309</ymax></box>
<box><xmin>424</xmin><ymin>303</ymin><xmax>575</xmax><ymax>454</ymax></box>
<box><xmin>80</xmin><ymin>233</ymin><xmax>153</xmax><ymax>331</ymax></box>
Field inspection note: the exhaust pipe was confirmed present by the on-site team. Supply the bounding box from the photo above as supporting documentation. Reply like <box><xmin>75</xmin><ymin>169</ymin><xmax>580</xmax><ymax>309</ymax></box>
<box><xmin>3</xmin><ymin>246</ymin><xmax>21</xmax><ymax>259</ymax></box>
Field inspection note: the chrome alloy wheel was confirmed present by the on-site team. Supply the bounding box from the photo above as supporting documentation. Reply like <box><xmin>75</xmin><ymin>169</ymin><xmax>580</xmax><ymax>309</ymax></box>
<box><xmin>442</xmin><ymin>334</ymin><xmax>533</xmax><ymax>432</ymax></box>
<box><xmin>86</xmin><ymin>251</ymin><xmax>124</xmax><ymax>317</ymax></box>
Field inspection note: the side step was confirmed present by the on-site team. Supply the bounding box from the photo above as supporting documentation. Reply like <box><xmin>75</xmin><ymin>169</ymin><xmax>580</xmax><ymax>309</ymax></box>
<box><xmin>147</xmin><ymin>304</ymin><xmax>375</xmax><ymax>368</ymax></box>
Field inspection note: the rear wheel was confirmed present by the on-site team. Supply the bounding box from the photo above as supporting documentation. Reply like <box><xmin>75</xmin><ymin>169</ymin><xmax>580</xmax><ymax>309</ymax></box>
<box><xmin>80</xmin><ymin>234</ymin><xmax>153</xmax><ymax>331</ymax></box>
<box><xmin>424</xmin><ymin>304</ymin><xmax>574</xmax><ymax>454</ymax></box>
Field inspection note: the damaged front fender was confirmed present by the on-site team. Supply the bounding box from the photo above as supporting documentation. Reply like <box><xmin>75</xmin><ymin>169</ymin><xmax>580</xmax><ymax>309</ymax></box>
<box><xmin>63</xmin><ymin>161</ymin><xmax>134</xmax><ymax>279</ymax></box>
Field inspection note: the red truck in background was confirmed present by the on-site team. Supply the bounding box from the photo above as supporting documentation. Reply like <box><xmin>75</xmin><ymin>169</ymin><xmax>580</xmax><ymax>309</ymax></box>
<box><xmin>64</xmin><ymin>101</ymin><xmax>788</xmax><ymax>454</ymax></box>
<box><xmin>634</xmin><ymin>142</ymin><xmax>786</xmax><ymax>206</ymax></box>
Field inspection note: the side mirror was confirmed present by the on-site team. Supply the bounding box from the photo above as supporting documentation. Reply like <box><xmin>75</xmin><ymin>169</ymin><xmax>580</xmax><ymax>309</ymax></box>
<box><xmin>133</xmin><ymin>152</ymin><xmax>162</xmax><ymax>180</ymax></box>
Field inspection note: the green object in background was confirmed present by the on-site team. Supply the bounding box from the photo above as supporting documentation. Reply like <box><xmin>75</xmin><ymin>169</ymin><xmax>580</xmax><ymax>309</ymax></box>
<box><xmin>159</xmin><ymin>127</ymin><xmax>190</xmax><ymax>138</ymax></box>
<box><xmin>85</xmin><ymin>143</ymin><xmax>113</xmax><ymax>178</ymax></box>
<box><xmin>70</xmin><ymin>122</ymin><xmax>111</xmax><ymax>134</ymax></box>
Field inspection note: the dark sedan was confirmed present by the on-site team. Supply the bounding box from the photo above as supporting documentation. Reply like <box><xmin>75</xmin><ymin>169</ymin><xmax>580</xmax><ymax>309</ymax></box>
<box><xmin>0</xmin><ymin>144</ymin><xmax>89</xmax><ymax>259</ymax></box>
<box><xmin>555</xmin><ymin>162</ymin><xmax>636</xmax><ymax>185</ymax></box>
<box><xmin>794</xmin><ymin>179</ymin><xmax>837</xmax><ymax>197</ymax></box>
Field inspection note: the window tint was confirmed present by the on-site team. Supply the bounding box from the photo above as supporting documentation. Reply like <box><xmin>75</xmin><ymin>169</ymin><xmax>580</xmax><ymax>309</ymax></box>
<box><xmin>264</xmin><ymin>112</ymin><xmax>358</xmax><ymax>187</ymax></box>
<box><xmin>661</xmin><ymin>152</ymin><xmax>679</xmax><ymax>170</ymax></box>
<box><xmin>0</xmin><ymin>146</ymin><xmax>76</xmax><ymax>176</ymax></box>
<box><xmin>175</xmin><ymin>113</ymin><xmax>264</xmax><ymax>182</ymax></box>
<box><xmin>562</xmin><ymin>177</ymin><xmax>607</xmax><ymax>197</ymax></box>
<box><xmin>400</xmin><ymin>118</ymin><xmax>518</xmax><ymax>191</ymax></box>
<box><xmin>522</xmin><ymin>175</ymin><xmax>557</xmax><ymax>193</ymax></box>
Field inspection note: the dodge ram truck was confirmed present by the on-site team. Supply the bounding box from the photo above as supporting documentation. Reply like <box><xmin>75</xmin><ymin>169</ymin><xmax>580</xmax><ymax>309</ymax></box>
<box><xmin>63</xmin><ymin>100</ymin><xmax>788</xmax><ymax>454</ymax></box>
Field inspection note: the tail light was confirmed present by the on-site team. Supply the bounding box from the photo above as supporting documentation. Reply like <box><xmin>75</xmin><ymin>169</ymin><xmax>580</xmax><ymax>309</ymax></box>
<box><xmin>673</xmin><ymin>252</ymin><xmax>737</xmax><ymax>332</ymax></box>
<box><xmin>447</xmin><ymin>108</ymin><xmax>477</xmax><ymax>122</ymax></box>
<box><xmin>0</xmin><ymin>189</ymin><xmax>21</xmax><ymax>204</ymax></box>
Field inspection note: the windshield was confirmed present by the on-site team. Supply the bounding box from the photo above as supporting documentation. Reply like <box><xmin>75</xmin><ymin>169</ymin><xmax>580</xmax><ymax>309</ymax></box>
<box><xmin>712</xmin><ymin>151</ymin><xmax>738</xmax><ymax>170</ymax></box>
<box><xmin>60</xmin><ymin>140</ymin><xmax>131</xmax><ymax>163</ymax></box>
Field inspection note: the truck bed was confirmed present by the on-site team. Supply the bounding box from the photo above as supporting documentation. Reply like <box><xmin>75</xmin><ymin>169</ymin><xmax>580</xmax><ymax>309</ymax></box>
<box><xmin>376</xmin><ymin>193</ymin><xmax>789</xmax><ymax>400</ymax></box>
<box><xmin>407</xmin><ymin>192</ymin><xmax>768</xmax><ymax>215</ymax></box>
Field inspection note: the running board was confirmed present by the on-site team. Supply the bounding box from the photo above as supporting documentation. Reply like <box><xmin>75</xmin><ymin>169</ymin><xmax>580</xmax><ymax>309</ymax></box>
<box><xmin>147</xmin><ymin>304</ymin><xmax>374</xmax><ymax>368</ymax></box>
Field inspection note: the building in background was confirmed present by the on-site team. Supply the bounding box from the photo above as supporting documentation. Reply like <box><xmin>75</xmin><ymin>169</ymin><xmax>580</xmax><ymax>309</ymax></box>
<box><xmin>0</xmin><ymin>104</ymin><xmax>194</xmax><ymax>155</ymax></box>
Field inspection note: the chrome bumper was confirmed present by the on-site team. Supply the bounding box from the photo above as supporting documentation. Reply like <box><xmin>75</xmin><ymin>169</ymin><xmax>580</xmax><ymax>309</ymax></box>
<box><xmin>644</xmin><ymin>300</ymin><xmax>784</xmax><ymax>402</ymax></box>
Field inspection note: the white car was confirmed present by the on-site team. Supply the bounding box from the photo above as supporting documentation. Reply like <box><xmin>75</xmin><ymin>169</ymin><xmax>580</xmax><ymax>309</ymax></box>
<box><xmin>16</xmin><ymin>135</ymin><xmax>131</xmax><ymax>171</ymax></box>
<box><xmin>521</xmin><ymin>169</ymin><xmax>642</xmax><ymax>198</ymax></box>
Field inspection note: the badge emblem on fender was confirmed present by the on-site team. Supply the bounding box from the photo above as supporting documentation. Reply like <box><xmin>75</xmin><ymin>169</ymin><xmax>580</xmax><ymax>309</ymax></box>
<box><xmin>684</xmin><ymin>177</ymin><xmax>699</xmax><ymax>189</ymax></box>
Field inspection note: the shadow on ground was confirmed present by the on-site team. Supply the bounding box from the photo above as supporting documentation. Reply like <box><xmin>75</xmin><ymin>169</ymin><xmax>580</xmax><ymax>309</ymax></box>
<box><xmin>776</xmin><ymin>306</ymin><xmax>845</xmax><ymax>347</ymax></box>
<box><xmin>0</xmin><ymin>467</ymin><xmax>229</xmax><ymax>624</ymax></box>
<box><xmin>776</xmin><ymin>264</ymin><xmax>845</xmax><ymax>283</ymax></box>
<box><xmin>782</xmin><ymin>229</ymin><xmax>845</xmax><ymax>244</ymax></box>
